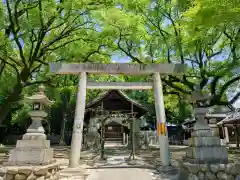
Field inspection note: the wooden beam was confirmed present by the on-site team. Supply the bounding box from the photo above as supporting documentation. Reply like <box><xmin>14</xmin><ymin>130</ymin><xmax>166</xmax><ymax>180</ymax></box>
<box><xmin>50</xmin><ymin>63</ymin><xmax>185</xmax><ymax>75</ymax></box>
<box><xmin>87</xmin><ymin>82</ymin><xmax>153</xmax><ymax>90</ymax></box>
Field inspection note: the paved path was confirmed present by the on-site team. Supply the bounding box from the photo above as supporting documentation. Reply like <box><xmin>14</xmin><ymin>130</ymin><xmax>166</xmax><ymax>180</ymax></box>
<box><xmin>86</xmin><ymin>168</ymin><xmax>156</xmax><ymax>180</ymax></box>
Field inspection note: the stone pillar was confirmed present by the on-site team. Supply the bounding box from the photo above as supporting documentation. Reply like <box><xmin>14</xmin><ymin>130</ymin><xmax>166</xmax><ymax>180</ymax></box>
<box><xmin>123</xmin><ymin>132</ymin><xmax>126</xmax><ymax>145</ymax></box>
<box><xmin>153</xmin><ymin>72</ymin><xmax>170</xmax><ymax>166</ymax></box>
<box><xmin>224</xmin><ymin>126</ymin><xmax>229</xmax><ymax>144</ymax></box>
<box><xmin>85</xmin><ymin>117</ymin><xmax>98</xmax><ymax>149</ymax></box>
<box><xmin>134</xmin><ymin>119</ymin><xmax>141</xmax><ymax>149</ymax></box>
<box><xmin>88</xmin><ymin>117</ymin><xmax>98</xmax><ymax>133</ymax></box>
<box><xmin>126</xmin><ymin>134</ymin><xmax>128</xmax><ymax>145</ymax></box>
<box><xmin>69</xmin><ymin>72</ymin><xmax>87</xmax><ymax>168</ymax></box>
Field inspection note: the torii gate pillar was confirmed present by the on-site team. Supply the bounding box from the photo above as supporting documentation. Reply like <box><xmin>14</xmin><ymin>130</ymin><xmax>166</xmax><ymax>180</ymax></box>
<box><xmin>153</xmin><ymin>72</ymin><xmax>170</xmax><ymax>166</ymax></box>
<box><xmin>69</xmin><ymin>72</ymin><xmax>87</xmax><ymax>168</ymax></box>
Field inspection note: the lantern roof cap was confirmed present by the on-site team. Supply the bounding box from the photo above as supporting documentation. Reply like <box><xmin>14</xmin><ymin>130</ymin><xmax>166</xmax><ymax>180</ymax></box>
<box><xmin>190</xmin><ymin>85</ymin><xmax>212</xmax><ymax>102</ymax></box>
<box><xmin>24</xmin><ymin>85</ymin><xmax>54</xmax><ymax>105</ymax></box>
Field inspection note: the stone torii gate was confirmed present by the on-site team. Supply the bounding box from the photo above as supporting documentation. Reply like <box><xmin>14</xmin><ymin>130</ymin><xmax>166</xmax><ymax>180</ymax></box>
<box><xmin>50</xmin><ymin>63</ymin><xmax>185</xmax><ymax>168</ymax></box>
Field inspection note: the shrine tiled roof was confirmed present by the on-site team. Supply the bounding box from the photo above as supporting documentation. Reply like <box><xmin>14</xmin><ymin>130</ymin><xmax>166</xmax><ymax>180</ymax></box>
<box><xmin>86</xmin><ymin>90</ymin><xmax>148</xmax><ymax>112</ymax></box>
<box><xmin>217</xmin><ymin>109</ymin><xmax>240</xmax><ymax>125</ymax></box>
<box><xmin>207</xmin><ymin>105</ymin><xmax>233</xmax><ymax>114</ymax></box>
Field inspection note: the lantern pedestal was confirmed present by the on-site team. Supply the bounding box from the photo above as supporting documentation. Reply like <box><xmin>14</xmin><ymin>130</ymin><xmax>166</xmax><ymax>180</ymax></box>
<box><xmin>8</xmin><ymin>110</ymin><xmax>55</xmax><ymax>165</ymax></box>
<box><xmin>26</xmin><ymin>111</ymin><xmax>47</xmax><ymax>133</ymax></box>
<box><xmin>184</xmin><ymin>107</ymin><xmax>228</xmax><ymax>164</ymax></box>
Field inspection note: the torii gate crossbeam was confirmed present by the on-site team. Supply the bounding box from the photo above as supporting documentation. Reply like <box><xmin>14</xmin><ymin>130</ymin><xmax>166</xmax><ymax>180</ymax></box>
<box><xmin>50</xmin><ymin>62</ymin><xmax>185</xmax><ymax>168</ymax></box>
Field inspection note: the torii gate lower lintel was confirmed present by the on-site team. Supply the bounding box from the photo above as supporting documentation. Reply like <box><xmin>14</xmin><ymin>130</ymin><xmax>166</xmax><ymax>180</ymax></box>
<box><xmin>50</xmin><ymin>63</ymin><xmax>185</xmax><ymax>168</ymax></box>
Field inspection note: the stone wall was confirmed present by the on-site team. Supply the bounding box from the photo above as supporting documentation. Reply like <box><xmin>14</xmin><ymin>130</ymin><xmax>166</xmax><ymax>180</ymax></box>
<box><xmin>180</xmin><ymin>162</ymin><xmax>240</xmax><ymax>180</ymax></box>
<box><xmin>0</xmin><ymin>162</ymin><xmax>60</xmax><ymax>180</ymax></box>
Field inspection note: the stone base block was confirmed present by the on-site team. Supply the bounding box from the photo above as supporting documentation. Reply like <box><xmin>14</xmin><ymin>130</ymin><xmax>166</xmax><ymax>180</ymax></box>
<box><xmin>0</xmin><ymin>162</ymin><xmax>61</xmax><ymax>180</ymax></box>
<box><xmin>188</xmin><ymin>137</ymin><xmax>221</xmax><ymax>147</ymax></box>
<box><xmin>16</xmin><ymin>139</ymin><xmax>50</xmax><ymax>149</ymax></box>
<box><xmin>156</xmin><ymin>166</ymin><xmax>180</xmax><ymax>180</ymax></box>
<box><xmin>186</xmin><ymin>146</ymin><xmax>228</xmax><ymax>162</ymax></box>
<box><xmin>22</xmin><ymin>133</ymin><xmax>47</xmax><ymax>140</ymax></box>
<box><xmin>8</xmin><ymin>147</ymin><xmax>54</xmax><ymax>165</ymax></box>
<box><xmin>191</xmin><ymin>129</ymin><xmax>213</xmax><ymax>137</ymax></box>
<box><xmin>180</xmin><ymin>162</ymin><xmax>240</xmax><ymax>180</ymax></box>
<box><xmin>183</xmin><ymin>157</ymin><xmax>229</xmax><ymax>164</ymax></box>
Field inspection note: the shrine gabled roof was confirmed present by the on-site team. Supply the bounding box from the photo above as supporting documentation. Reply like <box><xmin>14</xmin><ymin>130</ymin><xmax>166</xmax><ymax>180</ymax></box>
<box><xmin>207</xmin><ymin>105</ymin><xmax>233</xmax><ymax>114</ymax></box>
<box><xmin>217</xmin><ymin>109</ymin><xmax>240</xmax><ymax>125</ymax></box>
<box><xmin>86</xmin><ymin>90</ymin><xmax>148</xmax><ymax>113</ymax></box>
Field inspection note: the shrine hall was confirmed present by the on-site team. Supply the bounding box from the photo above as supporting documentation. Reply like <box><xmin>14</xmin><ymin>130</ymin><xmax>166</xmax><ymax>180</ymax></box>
<box><xmin>84</xmin><ymin>90</ymin><xmax>148</xmax><ymax>142</ymax></box>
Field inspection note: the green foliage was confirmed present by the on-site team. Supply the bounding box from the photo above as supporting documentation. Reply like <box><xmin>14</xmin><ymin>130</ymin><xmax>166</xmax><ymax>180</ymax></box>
<box><xmin>0</xmin><ymin>0</ymin><xmax>240</xmax><ymax>132</ymax></box>
<box><xmin>0</xmin><ymin>0</ymin><xmax>147</xmax><ymax>124</ymax></box>
<box><xmin>11</xmin><ymin>104</ymin><xmax>31</xmax><ymax>125</ymax></box>
<box><xmin>183</xmin><ymin>0</ymin><xmax>240</xmax><ymax>27</ymax></box>
<box><xmin>113</xmin><ymin>0</ymin><xmax>240</xmax><ymax>106</ymax></box>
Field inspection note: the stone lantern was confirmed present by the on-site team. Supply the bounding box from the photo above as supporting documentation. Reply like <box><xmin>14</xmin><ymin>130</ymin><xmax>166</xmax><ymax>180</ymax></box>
<box><xmin>23</xmin><ymin>85</ymin><xmax>53</xmax><ymax>139</ymax></box>
<box><xmin>191</xmin><ymin>87</ymin><xmax>212</xmax><ymax>137</ymax></box>
<box><xmin>183</xmin><ymin>86</ymin><xmax>228</xmax><ymax>164</ymax></box>
<box><xmin>178</xmin><ymin>88</ymin><xmax>240</xmax><ymax>180</ymax></box>
<box><xmin>8</xmin><ymin>85</ymin><xmax>55</xmax><ymax>165</ymax></box>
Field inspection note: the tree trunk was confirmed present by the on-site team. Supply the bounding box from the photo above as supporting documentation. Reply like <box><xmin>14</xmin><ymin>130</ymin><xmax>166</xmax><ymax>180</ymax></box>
<box><xmin>59</xmin><ymin>113</ymin><xmax>67</xmax><ymax>146</ymax></box>
<box><xmin>0</xmin><ymin>84</ymin><xmax>23</xmax><ymax>124</ymax></box>
<box><xmin>0</xmin><ymin>68</ymin><xmax>30</xmax><ymax>124</ymax></box>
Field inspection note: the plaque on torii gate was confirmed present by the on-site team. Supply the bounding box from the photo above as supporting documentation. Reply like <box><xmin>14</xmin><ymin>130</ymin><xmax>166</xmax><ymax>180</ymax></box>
<box><xmin>50</xmin><ymin>62</ymin><xmax>185</xmax><ymax>75</ymax></box>
<box><xmin>50</xmin><ymin>62</ymin><xmax>186</xmax><ymax>168</ymax></box>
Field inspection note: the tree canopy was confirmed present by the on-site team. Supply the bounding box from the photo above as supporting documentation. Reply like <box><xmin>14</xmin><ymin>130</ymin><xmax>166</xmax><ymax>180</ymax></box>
<box><xmin>0</xmin><ymin>0</ymin><xmax>239</xmax><ymax>135</ymax></box>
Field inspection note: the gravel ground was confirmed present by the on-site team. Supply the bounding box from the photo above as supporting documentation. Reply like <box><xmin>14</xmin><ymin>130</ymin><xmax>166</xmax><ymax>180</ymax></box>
<box><xmin>1</xmin><ymin>144</ymin><xmax>239</xmax><ymax>180</ymax></box>
<box><xmin>86</xmin><ymin>168</ymin><xmax>156</xmax><ymax>180</ymax></box>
